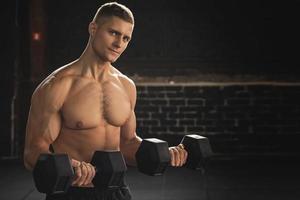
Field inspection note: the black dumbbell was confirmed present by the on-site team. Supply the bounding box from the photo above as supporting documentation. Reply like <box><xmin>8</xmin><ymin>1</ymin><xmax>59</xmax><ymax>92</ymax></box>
<box><xmin>135</xmin><ymin>138</ymin><xmax>171</xmax><ymax>176</ymax></box>
<box><xmin>33</xmin><ymin>151</ymin><xmax>127</xmax><ymax>194</ymax></box>
<box><xmin>135</xmin><ymin>134</ymin><xmax>212</xmax><ymax>176</ymax></box>
<box><xmin>180</xmin><ymin>134</ymin><xmax>212</xmax><ymax>170</ymax></box>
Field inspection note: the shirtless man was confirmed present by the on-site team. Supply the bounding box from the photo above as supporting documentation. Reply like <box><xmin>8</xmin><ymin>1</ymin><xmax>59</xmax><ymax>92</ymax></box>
<box><xmin>23</xmin><ymin>2</ymin><xmax>187</xmax><ymax>200</ymax></box>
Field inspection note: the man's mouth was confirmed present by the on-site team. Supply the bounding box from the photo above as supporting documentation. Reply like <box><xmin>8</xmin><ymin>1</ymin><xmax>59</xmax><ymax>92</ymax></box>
<box><xmin>109</xmin><ymin>48</ymin><xmax>120</xmax><ymax>55</ymax></box>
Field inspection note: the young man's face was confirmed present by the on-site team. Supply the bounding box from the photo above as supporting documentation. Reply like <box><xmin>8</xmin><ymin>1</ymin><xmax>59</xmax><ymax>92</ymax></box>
<box><xmin>90</xmin><ymin>16</ymin><xmax>133</xmax><ymax>63</ymax></box>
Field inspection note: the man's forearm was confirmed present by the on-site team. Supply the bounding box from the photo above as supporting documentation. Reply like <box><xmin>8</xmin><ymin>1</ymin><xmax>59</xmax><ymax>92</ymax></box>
<box><xmin>24</xmin><ymin>146</ymin><xmax>51</xmax><ymax>171</ymax></box>
<box><xmin>120</xmin><ymin>136</ymin><xmax>142</xmax><ymax>166</ymax></box>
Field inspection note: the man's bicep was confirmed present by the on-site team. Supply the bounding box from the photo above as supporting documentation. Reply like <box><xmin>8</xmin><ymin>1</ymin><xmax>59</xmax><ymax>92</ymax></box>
<box><xmin>26</xmin><ymin>104</ymin><xmax>61</xmax><ymax>146</ymax></box>
<box><xmin>120</xmin><ymin>111</ymin><xmax>142</xmax><ymax>166</ymax></box>
<box><xmin>24</xmin><ymin>96</ymin><xmax>62</xmax><ymax>169</ymax></box>
<box><xmin>120</xmin><ymin>111</ymin><xmax>138</xmax><ymax>141</ymax></box>
<box><xmin>26</xmin><ymin>81</ymin><xmax>64</xmax><ymax>147</ymax></box>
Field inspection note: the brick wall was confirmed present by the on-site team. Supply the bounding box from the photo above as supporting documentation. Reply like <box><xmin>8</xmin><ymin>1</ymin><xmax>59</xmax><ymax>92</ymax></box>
<box><xmin>2</xmin><ymin>81</ymin><xmax>300</xmax><ymax>158</ymax></box>
<box><xmin>135</xmin><ymin>83</ymin><xmax>300</xmax><ymax>156</ymax></box>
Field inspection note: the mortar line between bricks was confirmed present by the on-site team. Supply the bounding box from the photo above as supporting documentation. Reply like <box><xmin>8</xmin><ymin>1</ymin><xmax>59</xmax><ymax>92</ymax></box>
<box><xmin>136</xmin><ymin>82</ymin><xmax>300</xmax><ymax>86</ymax></box>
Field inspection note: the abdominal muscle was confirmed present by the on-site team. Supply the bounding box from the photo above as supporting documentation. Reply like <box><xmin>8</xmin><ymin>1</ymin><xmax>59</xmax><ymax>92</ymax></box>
<box><xmin>52</xmin><ymin>124</ymin><xmax>121</xmax><ymax>163</ymax></box>
<box><xmin>51</xmin><ymin>124</ymin><xmax>121</xmax><ymax>187</ymax></box>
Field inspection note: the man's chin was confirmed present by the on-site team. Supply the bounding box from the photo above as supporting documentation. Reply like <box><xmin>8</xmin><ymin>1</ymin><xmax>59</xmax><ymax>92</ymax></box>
<box><xmin>109</xmin><ymin>57</ymin><xmax>119</xmax><ymax>63</ymax></box>
<box><xmin>96</xmin><ymin>54</ymin><xmax>119</xmax><ymax>63</ymax></box>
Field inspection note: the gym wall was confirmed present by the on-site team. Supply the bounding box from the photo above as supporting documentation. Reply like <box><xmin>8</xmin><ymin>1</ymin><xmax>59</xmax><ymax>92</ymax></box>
<box><xmin>1</xmin><ymin>0</ymin><xmax>300</xmax><ymax>159</ymax></box>
<box><xmin>44</xmin><ymin>0</ymin><xmax>300</xmax><ymax>157</ymax></box>
<box><xmin>0</xmin><ymin>1</ymin><xmax>18</xmax><ymax>157</ymax></box>
<box><xmin>45</xmin><ymin>0</ymin><xmax>300</xmax><ymax>79</ymax></box>
<box><xmin>135</xmin><ymin>83</ymin><xmax>300</xmax><ymax>156</ymax></box>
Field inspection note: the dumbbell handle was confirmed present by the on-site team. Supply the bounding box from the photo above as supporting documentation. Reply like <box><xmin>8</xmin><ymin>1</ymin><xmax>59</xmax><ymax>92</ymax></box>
<box><xmin>181</xmin><ymin>134</ymin><xmax>213</xmax><ymax>170</ymax></box>
<box><xmin>71</xmin><ymin>162</ymin><xmax>98</xmax><ymax>174</ymax></box>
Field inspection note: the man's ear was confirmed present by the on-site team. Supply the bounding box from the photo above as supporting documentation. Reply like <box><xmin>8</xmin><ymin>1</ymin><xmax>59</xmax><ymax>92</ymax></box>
<box><xmin>88</xmin><ymin>22</ymin><xmax>97</xmax><ymax>36</ymax></box>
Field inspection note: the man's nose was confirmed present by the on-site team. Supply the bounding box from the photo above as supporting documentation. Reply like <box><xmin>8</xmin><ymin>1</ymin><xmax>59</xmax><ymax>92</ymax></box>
<box><xmin>113</xmin><ymin>37</ymin><xmax>122</xmax><ymax>48</ymax></box>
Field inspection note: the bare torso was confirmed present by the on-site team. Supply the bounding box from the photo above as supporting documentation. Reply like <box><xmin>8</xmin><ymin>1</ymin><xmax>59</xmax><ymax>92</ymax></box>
<box><xmin>51</xmin><ymin>62</ymin><xmax>132</xmax><ymax>163</ymax></box>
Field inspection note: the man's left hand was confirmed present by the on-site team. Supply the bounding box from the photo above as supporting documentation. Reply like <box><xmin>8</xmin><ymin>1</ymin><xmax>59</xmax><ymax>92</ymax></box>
<box><xmin>169</xmin><ymin>144</ymin><xmax>188</xmax><ymax>167</ymax></box>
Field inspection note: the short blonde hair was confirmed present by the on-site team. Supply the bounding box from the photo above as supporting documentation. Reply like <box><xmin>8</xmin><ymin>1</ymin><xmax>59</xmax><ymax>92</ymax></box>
<box><xmin>93</xmin><ymin>2</ymin><xmax>134</xmax><ymax>25</ymax></box>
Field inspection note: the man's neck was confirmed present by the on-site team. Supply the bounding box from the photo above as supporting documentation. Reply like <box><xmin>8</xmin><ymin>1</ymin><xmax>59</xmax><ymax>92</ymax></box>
<box><xmin>78</xmin><ymin>51</ymin><xmax>111</xmax><ymax>81</ymax></box>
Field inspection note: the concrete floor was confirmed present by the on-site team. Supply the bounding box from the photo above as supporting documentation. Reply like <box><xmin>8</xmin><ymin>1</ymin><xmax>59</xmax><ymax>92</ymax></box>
<box><xmin>0</xmin><ymin>156</ymin><xmax>300</xmax><ymax>200</ymax></box>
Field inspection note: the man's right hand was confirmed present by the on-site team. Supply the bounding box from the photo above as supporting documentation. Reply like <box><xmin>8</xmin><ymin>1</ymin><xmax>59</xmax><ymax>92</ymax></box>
<box><xmin>71</xmin><ymin>159</ymin><xmax>96</xmax><ymax>187</ymax></box>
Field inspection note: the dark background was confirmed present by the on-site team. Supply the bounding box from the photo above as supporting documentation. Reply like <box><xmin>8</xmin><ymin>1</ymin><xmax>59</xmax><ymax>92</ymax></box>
<box><xmin>1</xmin><ymin>1</ymin><xmax>300</xmax><ymax>199</ymax></box>
<box><xmin>45</xmin><ymin>0</ymin><xmax>300</xmax><ymax>78</ymax></box>
<box><xmin>1</xmin><ymin>0</ymin><xmax>300</xmax><ymax>159</ymax></box>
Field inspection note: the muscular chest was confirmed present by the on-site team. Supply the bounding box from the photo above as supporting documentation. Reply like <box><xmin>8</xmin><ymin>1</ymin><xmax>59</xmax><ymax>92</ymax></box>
<box><xmin>62</xmin><ymin>80</ymin><xmax>131</xmax><ymax>129</ymax></box>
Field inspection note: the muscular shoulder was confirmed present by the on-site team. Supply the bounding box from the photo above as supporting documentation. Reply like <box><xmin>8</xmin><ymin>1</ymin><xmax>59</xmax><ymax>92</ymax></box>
<box><xmin>111</xmin><ymin>67</ymin><xmax>137</xmax><ymax>108</ymax></box>
<box><xmin>32</xmin><ymin>64</ymin><xmax>76</xmax><ymax>111</ymax></box>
